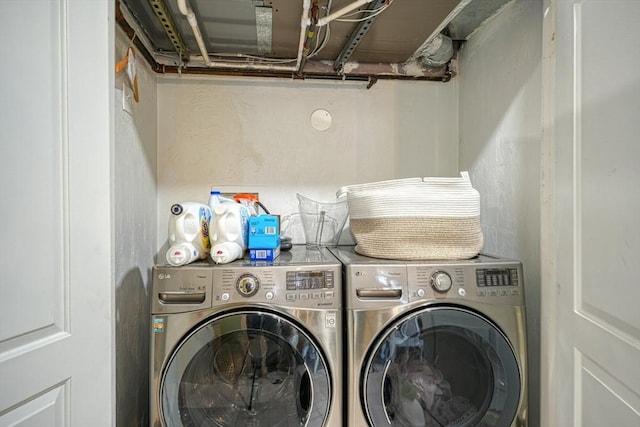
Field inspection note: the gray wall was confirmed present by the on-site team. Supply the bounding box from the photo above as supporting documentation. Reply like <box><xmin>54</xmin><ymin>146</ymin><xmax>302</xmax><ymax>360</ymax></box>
<box><xmin>458</xmin><ymin>1</ymin><xmax>542</xmax><ymax>425</ymax></box>
<box><xmin>114</xmin><ymin>28</ymin><xmax>158</xmax><ymax>427</ymax></box>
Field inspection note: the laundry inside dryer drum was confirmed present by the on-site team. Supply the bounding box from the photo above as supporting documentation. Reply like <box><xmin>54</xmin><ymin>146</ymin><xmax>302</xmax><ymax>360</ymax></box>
<box><xmin>363</xmin><ymin>307</ymin><xmax>521</xmax><ymax>427</ymax></box>
<box><xmin>160</xmin><ymin>311</ymin><xmax>331</xmax><ymax>427</ymax></box>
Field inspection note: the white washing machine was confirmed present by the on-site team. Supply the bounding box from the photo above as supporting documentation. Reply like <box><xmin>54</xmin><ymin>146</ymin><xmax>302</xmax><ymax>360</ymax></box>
<box><xmin>329</xmin><ymin>246</ymin><xmax>528</xmax><ymax>427</ymax></box>
<box><xmin>150</xmin><ymin>246</ymin><xmax>343</xmax><ymax>427</ymax></box>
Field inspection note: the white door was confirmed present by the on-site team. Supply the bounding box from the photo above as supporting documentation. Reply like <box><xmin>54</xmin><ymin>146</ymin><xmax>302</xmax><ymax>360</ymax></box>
<box><xmin>543</xmin><ymin>0</ymin><xmax>640</xmax><ymax>425</ymax></box>
<box><xmin>0</xmin><ymin>1</ymin><xmax>114</xmax><ymax>426</ymax></box>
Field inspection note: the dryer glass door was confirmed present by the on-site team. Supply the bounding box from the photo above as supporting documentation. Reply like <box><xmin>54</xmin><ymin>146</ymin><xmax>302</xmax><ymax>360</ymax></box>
<box><xmin>362</xmin><ymin>306</ymin><xmax>521</xmax><ymax>427</ymax></box>
<box><xmin>161</xmin><ymin>310</ymin><xmax>331</xmax><ymax>427</ymax></box>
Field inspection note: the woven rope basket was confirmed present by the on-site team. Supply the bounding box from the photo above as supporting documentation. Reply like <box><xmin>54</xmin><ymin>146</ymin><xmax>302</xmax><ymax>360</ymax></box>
<box><xmin>350</xmin><ymin>216</ymin><xmax>483</xmax><ymax>260</ymax></box>
<box><xmin>339</xmin><ymin>172</ymin><xmax>484</xmax><ymax>260</ymax></box>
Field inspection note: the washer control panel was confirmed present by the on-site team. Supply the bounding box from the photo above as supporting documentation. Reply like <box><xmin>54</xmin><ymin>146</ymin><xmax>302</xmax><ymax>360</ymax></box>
<box><xmin>214</xmin><ymin>266</ymin><xmax>340</xmax><ymax>308</ymax></box>
<box><xmin>286</xmin><ymin>270</ymin><xmax>335</xmax><ymax>290</ymax></box>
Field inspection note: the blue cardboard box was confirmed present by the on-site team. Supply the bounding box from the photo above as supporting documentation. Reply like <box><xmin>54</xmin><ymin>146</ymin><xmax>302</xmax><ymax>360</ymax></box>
<box><xmin>248</xmin><ymin>215</ymin><xmax>280</xmax><ymax>249</ymax></box>
<box><xmin>249</xmin><ymin>247</ymin><xmax>280</xmax><ymax>261</ymax></box>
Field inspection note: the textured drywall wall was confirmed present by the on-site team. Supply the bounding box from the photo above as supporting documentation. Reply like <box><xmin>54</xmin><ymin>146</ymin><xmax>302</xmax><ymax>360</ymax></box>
<box><xmin>156</xmin><ymin>76</ymin><xmax>458</xmax><ymax>248</ymax></box>
<box><xmin>114</xmin><ymin>27</ymin><xmax>158</xmax><ymax>427</ymax></box>
<box><xmin>458</xmin><ymin>0</ymin><xmax>542</xmax><ymax>425</ymax></box>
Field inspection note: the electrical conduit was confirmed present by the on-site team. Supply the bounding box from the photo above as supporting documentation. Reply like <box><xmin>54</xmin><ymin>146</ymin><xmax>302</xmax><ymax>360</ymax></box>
<box><xmin>177</xmin><ymin>0</ymin><xmax>211</xmax><ymax>66</ymax></box>
<box><xmin>176</xmin><ymin>0</ymin><xmax>372</xmax><ymax>73</ymax></box>
<box><xmin>316</xmin><ymin>0</ymin><xmax>373</xmax><ymax>26</ymax></box>
<box><xmin>177</xmin><ymin>0</ymin><xmax>311</xmax><ymax>73</ymax></box>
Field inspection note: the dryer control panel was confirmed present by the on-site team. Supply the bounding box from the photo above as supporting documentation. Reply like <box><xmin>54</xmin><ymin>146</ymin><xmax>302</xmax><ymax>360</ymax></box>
<box><xmin>476</xmin><ymin>267</ymin><xmax>519</xmax><ymax>287</ymax></box>
<box><xmin>406</xmin><ymin>261</ymin><xmax>524</xmax><ymax>306</ymax></box>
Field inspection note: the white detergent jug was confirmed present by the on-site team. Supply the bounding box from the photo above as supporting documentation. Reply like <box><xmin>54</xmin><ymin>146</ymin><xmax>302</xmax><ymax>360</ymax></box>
<box><xmin>166</xmin><ymin>202</ymin><xmax>212</xmax><ymax>266</ymax></box>
<box><xmin>209</xmin><ymin>201</ymin><xmax>250</xmax><ymax>264</ymax></box>
<box><xmin>208</xmin><ymin>190</ymin><xmax>235</xmax><ymax>213</ymax></box>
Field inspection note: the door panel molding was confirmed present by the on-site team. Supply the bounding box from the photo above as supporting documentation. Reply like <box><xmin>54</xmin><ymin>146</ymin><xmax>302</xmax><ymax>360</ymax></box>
<box><xmin>0</xmin><ymin>384</ymin><xmax>67</xmax><ymax>426</ymax></box>
<box><xmin>0</xmin><ymin>0</ymin><xmax>68</xmax><ymax>347</ymax></box>
<box><xmin>545</xmin><ymin>1</ymin><xmax>640</xmax><ymax>425</ymax></box>
<box><xmin>577</xmin><ymin>350</ymin><xmax>640</xmax><ymax>423</ymax></box>
<box><xmin>571</xmin><ymin>0</ymin><xmax>640</xmax><ymax>345</ymax></box>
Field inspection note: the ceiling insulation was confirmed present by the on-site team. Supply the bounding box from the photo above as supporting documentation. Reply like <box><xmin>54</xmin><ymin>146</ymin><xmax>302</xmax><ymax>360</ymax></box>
<box><xmin>117</xmin><ymin>0</ymin><xmax>512</xmax><ymax>81</ymax></box>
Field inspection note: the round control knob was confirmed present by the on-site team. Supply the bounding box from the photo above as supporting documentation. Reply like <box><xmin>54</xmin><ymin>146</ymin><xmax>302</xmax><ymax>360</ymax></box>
<box><xmin>265</xmin><ymin>291</ymin><xmax>274</xmax><ymax>300</ymax></box>
<box><xmin>416</xmin><ymin>288</ymin><xmax>426</xmax><ymax>298</ymax></box>
<box><xmin>431</xmin><ymin>271</ymin><xmax>453</xmax><ymax>293</ymax></box>
<box><xmin>236</xmin><ymin>274</ymin><xmax>260</xmax><ymax>297</ymax></box>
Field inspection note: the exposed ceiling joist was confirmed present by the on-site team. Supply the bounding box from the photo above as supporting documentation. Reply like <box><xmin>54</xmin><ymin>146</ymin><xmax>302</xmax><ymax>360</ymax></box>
<box><xmin>117</xmin><ymin>0</ymin><xmax>513</xmax><ymax>81</ymax></box>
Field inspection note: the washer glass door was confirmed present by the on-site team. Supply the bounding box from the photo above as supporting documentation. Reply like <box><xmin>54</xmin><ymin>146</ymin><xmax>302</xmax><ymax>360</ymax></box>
<box><xmin>161</xmin><ymin>310</ymin><xmax>331</xmax><ymax>427</ymax></box>
<box><xmin>363</xmin><ymin>306</ymin><xmax>521</xmax><ymax>427</ymax></box>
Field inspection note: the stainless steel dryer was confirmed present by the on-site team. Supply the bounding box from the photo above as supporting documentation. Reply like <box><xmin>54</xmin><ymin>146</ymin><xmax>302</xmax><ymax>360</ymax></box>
<box><xmin>150</xmin><ymin>246</ymin><xmax>343</xmax><ymax>427</ymax></box>
<box><xmin>329</xmin><ymin>246</ymin><xmax>527</xmax><ymax>427</ymax></box>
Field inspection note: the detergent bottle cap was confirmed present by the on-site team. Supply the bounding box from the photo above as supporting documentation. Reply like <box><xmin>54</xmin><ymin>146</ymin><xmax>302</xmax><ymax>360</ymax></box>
<box><xmin>210</xmin><ymin>242</ymin><xmax>243</xmax><ymax>264</ymax></box>
<box><xmin>214</xmin><ymin>203</ymin><xmax>231</xmax><ymax>215</ymax></box>
<box><xmin>166</xmin><ymin>243</ymin><xmax>198</xmax><ymax>266</ymax></box>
